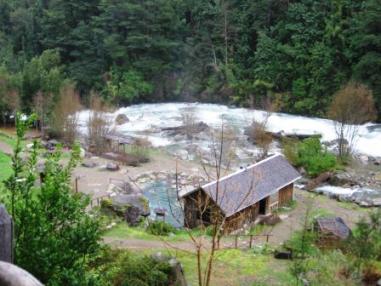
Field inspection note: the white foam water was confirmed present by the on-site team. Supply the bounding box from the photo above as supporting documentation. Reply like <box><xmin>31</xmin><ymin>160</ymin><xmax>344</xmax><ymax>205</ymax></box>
<box><xmin>77</xmin><ymin>102</ymin><xmax>381</xmax><ymax>157</ymax></box>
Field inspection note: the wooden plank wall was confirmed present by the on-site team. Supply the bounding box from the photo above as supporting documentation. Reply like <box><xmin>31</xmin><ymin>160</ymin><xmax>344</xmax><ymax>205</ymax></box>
<box><xmin>278</xmin><ymin>183</ymin><xmax>294</xmax><ymax>207</ymax></box>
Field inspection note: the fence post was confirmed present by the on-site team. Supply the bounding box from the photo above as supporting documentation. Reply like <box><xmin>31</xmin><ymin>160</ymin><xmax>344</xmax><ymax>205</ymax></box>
<box><xmin>266</xmin><ymin>234</ymin><xmax>269</xmax><ymax>243</ymax></box>
<box><xmin>234</xmin><ymin>235</ymin><xmax>238</xmax><ymax>249</ymax></box>
<box><xmin>249</xmin><ymin>235</ymin><xmax>253</xmax><ymax>249</ymax></box>
<box><xmin>0</xmin><ymin>205</ymin><xmax>13</xmax><ymax>263</ymax></box>
<box><xmin>75</xmin><ymin>176</ymin><xmax>79</xmax><ymax>193</ymax></box>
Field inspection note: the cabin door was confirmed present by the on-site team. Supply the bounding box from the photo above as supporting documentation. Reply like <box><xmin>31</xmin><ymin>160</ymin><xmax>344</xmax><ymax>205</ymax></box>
<box><xmin>258</xmin><ymin>197</ymin><xmax>268</xmax><ymax>215</ymax></box>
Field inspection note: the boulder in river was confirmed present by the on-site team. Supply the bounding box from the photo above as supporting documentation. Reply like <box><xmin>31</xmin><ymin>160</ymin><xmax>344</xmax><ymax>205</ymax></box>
<box><xmin>162</xmin><ymin>122</ymin><xmax>209</xmax><ymax>137</ymax></box>
<box><xmin>106</xmin><ymin>162</ymin><xmax>120</xmax><ymax>171</ymax></box>
<box><xmin>115</xmin><ymin>114</ymin><xmax>129</xmax><ymax>125</ymax></box>
<box><xmin>349</xmin><ymin>188</ymin><xmax>381</xmax><ymax>207</ymax></box>
<box><xmin>329</xmin><ymin>172</ymin><xmax>357</xmax><ymax>187</ymax></box>
<box><xmin>82</xmin><ymin>160</ymin><xmax>97</xmax><ymax>168</ymax></box>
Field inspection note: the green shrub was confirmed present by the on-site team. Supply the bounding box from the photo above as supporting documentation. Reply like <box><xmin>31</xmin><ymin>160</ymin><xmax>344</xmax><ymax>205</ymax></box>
<box><xmin>347</xmin><ymin>210</ymin><xmax>381</xmax><ymax>268</ymax></box>
<box><xmin>100</xmin><ymin>198</ymin><xmax>113</xmax><ymax>209</ymax></box>
<box><xmin>283</xmin><ymin>137</ymin><xmax>337</xmax><ymax>177</ymax></box>
<box><xmin>146</xmin><ymin>220</ymin><xmax>176</xmax><ymax>236</ymax></box>
<box><xmin>285</xmin><ymin>229</ymin><xmax>319</xmax><ymax>258</ymax></box>
<box><xmin>91</xmin><ymin>248</ymin><xmax>171</xmax><ymax>286</ymax></box>
<box><xmin>301</xmin><ymin>251</ymin><xmax>358</xmax><ymax>286</ymax></box>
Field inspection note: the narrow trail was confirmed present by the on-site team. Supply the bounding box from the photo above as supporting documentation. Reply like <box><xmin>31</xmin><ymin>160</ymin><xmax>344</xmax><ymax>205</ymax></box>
<box><xmin>103</xmin><ymin>237</ymin><xmax>197</xmax><ymax>251</ymax></box>
<box><xmin>0</xmin><ymin>141</ymin><xmax>13</xmax><ymax>156</ymax></box>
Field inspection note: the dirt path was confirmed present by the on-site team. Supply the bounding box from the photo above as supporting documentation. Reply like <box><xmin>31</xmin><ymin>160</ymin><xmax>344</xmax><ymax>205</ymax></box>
<box><xmin>256</xmin><ymin>188</ymin><xmax>368</xmax><ymax>246</ymax></box>
<box><xmin>103</xmin><ymin>237</ymin><xmax>197</xmax><ymax>251</ymax></box>
<box><xmin>0</xmin><ymin>141</ymin><xmax>13</xmax><ymax>156</ymax></box>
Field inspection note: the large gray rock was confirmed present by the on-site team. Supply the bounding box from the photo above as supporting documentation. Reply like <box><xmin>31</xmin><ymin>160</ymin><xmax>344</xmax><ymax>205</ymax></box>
<box><xmin>106</xmin><ymin>162</ymin><xmax>120</xmax><ymax>171</ymax></box>
<box><xmin>81</xmin><ymin>160</ymin><xmax>97</xmax><ymax>168</ymax></box>
<box><xmin>0</xmin><ymin>262</ymin><xmax>43</xmax><ymax>286</ymax></box>
<box><xmin>152</xmin><ymin>252</ymin><xmax>187</xmax><ymax>286</ymax></box>
<box><xmin>111</xmin><ymin>194</ymin><xmax>150</xmax><ymax>226</ymax></box>
<box><xmin>350</xmin><ymin>188</ymin><xmax>381</xmax><ymax>207</ymax></box>
<box><xmin>115</xmin><ymin>114</ymin><xmax>129</xmax><ymax>125</ymax></box>
<box><xmin>329</xmin><ymin>172</ymin><xmax>357</xmax><ymax>187</ymax></box>
<box><xmin>0</xmin><ymin>205</ymin><xmax>12</xmax><ymax>263</ymax></box>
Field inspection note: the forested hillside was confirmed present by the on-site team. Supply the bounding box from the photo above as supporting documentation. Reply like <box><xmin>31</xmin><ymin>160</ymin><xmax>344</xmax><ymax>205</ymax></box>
<box><xmin>0</xmin><ymin>0</ymin><xmax>380</xmax><ymax>119</ymax></box>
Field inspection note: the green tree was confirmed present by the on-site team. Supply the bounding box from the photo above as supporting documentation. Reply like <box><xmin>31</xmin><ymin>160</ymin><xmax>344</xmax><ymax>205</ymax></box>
<box><xmin>284</xmin><ymin>137</ymin><xmax>337</xmax><ymax>177</ymax></box>
<box><xmin>349</xmin><ymin>0</ymin><xmax>381</xmax><ymax>120</ymax></box>
<box><xmin>104</xmin><ymin>68</ymin><xmax>153</xmax><ymax>105</ymax></box>
<box><xmin>348</xmin><ymin>210</ymin><xmax>381</xmax><ymax>273</ymax></box>
<box><xmin>3</xmin><ymin>113</ymin><xmax>101</xmax><ymax>285</ymax></box>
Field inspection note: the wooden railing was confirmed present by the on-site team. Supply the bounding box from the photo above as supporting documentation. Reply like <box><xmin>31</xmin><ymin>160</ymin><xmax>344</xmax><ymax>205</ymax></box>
<box><xmin>219</xmin><ymin>234</ymin><xmax>273</xmax><ymax>249</ymax></box>
<box><xmin>88</xmin><ymin>194</ymin><xmax>111</xmax><ymax>209</ymax></box>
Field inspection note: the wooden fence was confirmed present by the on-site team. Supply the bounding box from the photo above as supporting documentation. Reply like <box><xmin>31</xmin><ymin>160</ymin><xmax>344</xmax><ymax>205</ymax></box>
<box><xmin>219</xmin><ymin>234</ymin><xmax>273</xmax><ymax>249</ymax></box>
<box><xmin>89</xmin><ymin>194</ymin><xmax>111</xmax><ymax>209</ymax></box>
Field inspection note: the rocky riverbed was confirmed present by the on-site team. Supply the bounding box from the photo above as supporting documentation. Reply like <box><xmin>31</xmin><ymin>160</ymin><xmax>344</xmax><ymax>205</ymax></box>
<box><xmin>77</xmin><ymin>103</ymin><xmax>381</xmax><ymax>207</ymax></box>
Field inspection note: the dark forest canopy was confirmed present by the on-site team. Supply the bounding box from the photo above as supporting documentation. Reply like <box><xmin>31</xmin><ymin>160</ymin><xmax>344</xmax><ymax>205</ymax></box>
<box><xmin>0</xmin><ymin>0</ymin><xmax>380</xmax><ymax>120</ymax></box>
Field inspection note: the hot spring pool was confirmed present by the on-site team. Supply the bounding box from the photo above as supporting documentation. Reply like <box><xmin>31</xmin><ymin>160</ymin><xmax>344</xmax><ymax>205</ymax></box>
<box><xmin>143</xmin><ymin>181</ymin><xmax>184</xmax><ymax>228</ymax></box>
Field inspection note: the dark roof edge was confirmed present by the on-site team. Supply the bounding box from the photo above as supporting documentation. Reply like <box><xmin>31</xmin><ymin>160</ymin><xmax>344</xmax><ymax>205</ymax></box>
<box><xmin>179</xmin><ymin>154</ymin><xmax>284</xmax><ymax>198</ymax></box>
<box><xmin>224</xmin><ymin>175</ymin><xmax>301</xmax><ymax>217</ymax></box>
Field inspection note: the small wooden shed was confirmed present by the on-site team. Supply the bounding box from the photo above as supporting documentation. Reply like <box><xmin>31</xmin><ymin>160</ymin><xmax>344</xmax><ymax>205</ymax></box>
<box><xmin>314</xmin><ymin>217</ymin><xmax>351</xmax><ymax>248</ymax></box>
<box><xmin>180</xmin><ymin>154</ymin><xmax>301</xmax><ymax>233</ymax></box>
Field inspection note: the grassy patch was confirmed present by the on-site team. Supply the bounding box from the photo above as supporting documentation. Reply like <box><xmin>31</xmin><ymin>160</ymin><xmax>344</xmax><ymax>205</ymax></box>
<box><xmin>0</xmin><ymin>131</ymin><xmax>17</xmax><ymax>148</ymax></box>
<box><xmin>275</xmin><ymin>199</ymin><xmax>298</xmax><ymax>214</ymax></box>
<box><xmin>102</xmin><ymin>222</ymin><xmax>207</xmax><ymax>242</ymax></box>
<box><xmin>136</xmin><ymin>247</ymin><xmax>293</xmax><ymax>286</ymax></box>
<box><xmin>0</xmin><ymin>151</ymin><xmax>12</xmax><ymax>182</ymax></box>
<box><xmin>248</xmin><ymin>224</ymin><xmax>268</xmax><ymax>235</ymax></box>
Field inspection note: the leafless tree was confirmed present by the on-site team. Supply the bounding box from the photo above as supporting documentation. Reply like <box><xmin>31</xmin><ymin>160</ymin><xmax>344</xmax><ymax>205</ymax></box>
<box><xmin>328</xmin><ymin>82</ymin><xmax>377</xmax><ymax>160</ymax></box>
<box><xmin>181</xmin><ymin>106</ymin><xmax>197</xmax><ymax>140</ymax></box>
<box><xmin>50</xmin><ymin>84</ymin><xmax>82</xmax><ymax>144</ymax></box>
<box><xmin>164</xmin><ymin>124</ymin><xmax>261</xmax><ymax>286</ymax></box>
<box><xmin>246</xmin><ymin>99</ymin><xmax>277</xmax><ymax>160</ymax></box>
<box><xmin>87</xmin><ymin>95</ymin><xmax>111</xmax><ymax>155</ymax></box>
<box><xmin>33</xmin><ymin>91</ymin><xmax>53</xmax><ymax>137</ymax></box>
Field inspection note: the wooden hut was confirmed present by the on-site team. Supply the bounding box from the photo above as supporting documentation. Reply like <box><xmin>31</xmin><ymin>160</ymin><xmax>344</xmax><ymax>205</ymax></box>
<box><xmin>180</xmin><ymin>154</ymin><xmax>301</xmax><ymax>233</ymax></box>
<box><xmin>314</xmin><ymin>217</ymin><xmax>351</xmax><ymax>248</ymax></box>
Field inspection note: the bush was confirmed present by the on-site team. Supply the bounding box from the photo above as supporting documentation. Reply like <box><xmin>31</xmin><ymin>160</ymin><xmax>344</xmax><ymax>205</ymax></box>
<box><xmin>100</xmin><ymin>198</ymin><xmax>112</xmax><ymax>209</ymax></box>
<box><xmin>91</xmin><ymin>248</ymin><xmax>171</xmax><ymax>286</ymax></box>
<box><xmin>285</xmin><ymin>230</ymin><xmax>319</xmax><ymax>258</ymax></box>
<box><xmin>283</xmin><ymin>137</ymin><xmax>337</xmax><ymax>177</ymax></box>
<box><xmin>301</xmin><ymin>251</ymin><xmax>358</xmax><ymax>286</ymax></box>
<box><xmin>146</xmin><ymin>220</ymin><xmax>176</xmax><ymax>236</ymax></box>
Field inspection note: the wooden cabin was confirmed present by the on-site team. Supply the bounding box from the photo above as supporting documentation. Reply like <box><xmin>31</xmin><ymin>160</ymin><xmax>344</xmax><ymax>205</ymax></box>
<box><xmin>314</xmin><ymin>217</ymin><xmax>351</xmax><ymax>248</ymax></box>
<box><xmin>180</xmin><ymin>154</ymin><xmax>301</xmax><ymax>233</ymax></box>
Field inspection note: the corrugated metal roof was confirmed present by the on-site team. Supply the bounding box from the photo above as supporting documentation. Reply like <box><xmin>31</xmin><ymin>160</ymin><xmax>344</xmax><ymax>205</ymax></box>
<box><xmin>181</xmin><ymin>154</ymin><xmax>301</xmax><ymax>217</ymax></box>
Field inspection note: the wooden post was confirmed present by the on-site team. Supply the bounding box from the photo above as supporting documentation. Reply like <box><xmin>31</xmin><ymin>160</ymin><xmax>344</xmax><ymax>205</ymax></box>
<box><xmin>249</xmin><ymin>235</ymin><xmax>253</xmax><ymax>249</ymax></box>
<box><xmin>0</xmin><ymin>205</ymin><xmax>13</xmax><ymax>263</ymax></box>
<box><xmin>234</xmin><ymin>235</ymin><xmax>238</xmax><ymax>249</ymax></box>
<box><xmin>266</xmin><ymin>234</ymin><xmax>269</xmax><ymax>243</ymax></box>
<box><xmin>75</xmin><ymin>176</ymin><xmax>79</xmax><ymax>193</ymax></box>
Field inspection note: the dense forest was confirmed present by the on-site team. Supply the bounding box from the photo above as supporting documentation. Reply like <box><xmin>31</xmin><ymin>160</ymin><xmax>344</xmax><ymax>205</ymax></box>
<box><xmin>0</xmin><ymin>0</ymin><xmax>380</xmax><ymax>120</ymax></box>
